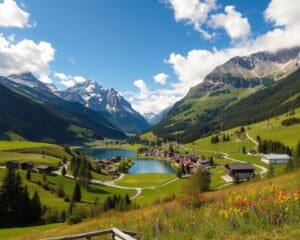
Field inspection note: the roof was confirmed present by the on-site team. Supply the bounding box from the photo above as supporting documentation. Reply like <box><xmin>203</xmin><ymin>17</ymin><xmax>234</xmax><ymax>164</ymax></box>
<box><xmin>6</xmin><ymin>160</ymin><xmax>19</xmax><ymax>164</ymax></box>
<box><xmin>262</xmin><ymin>153</ymin><xmax>290</xmax><ymax>160</ymax></box>
<box><xmin>225</xmin><ymin>163</ymin><xmax>255</xmax><ymax>170</ymax></box>
<box><xmin>21</xmin><ymin>161</ymin><xmax>33</xmax><ymax>165</ymax></box>
<box><xmin>36</xmin><ymin>165</ymin><xmax>52</xmax><ymax>170</ymax></box>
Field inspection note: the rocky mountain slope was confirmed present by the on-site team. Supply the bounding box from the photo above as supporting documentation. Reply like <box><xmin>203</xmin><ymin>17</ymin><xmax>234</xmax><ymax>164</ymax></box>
<box><xmin>60</xmin><ymin>80</ymin><xmax>150</xmax><ymax>134</ymax></box>
<box><xmin>0</xmin><ymin>73</ymin><xmax>126</xmax><ymax>143</ymax></box>
<box><xmin>153</xmin><ymin>47</ymin><xmax>300</xmax><ymax>142</ymax></box>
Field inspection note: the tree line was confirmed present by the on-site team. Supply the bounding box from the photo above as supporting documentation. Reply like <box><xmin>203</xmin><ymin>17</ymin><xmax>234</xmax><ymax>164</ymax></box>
<box><xmin>0</xmin><ymin>168</ymin><xmax>42</xmax><ymax>228</ymax></box>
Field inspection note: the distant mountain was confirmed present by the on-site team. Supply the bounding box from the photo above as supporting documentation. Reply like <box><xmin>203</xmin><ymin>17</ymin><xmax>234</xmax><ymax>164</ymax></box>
<box><xmin>153</xmin><ymin>47</ymin><xmax>300</xmax><ymax>142</ymax></box>
<box><xmin>60</xmin><ymin>80</ymin><xmax>150</xmax><ymax>134</ymax></box>
<box><xmin>0</xmin><ymin>73</ymin><xmax>126</xmax><ymax>143</ymax></box>
<box><xmin>143</xmin><ymin>107</ymin><xmax>172</xmax><ymax>125</ymax></box>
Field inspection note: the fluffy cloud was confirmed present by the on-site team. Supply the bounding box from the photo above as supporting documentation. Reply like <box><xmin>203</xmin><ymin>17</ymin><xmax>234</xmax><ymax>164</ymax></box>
<box><xmin>165</xmin><ymin>0</ymin><xmax>217</xmax><ymax>39</ymax></box>
<box><xmin>131</xmin><ymin>0</ymin><xmax>300</xmax><ymax>115</ymax></box>
<box><xmin>39</xmin><ymin>74</ymin><xmax>53</xmax><ymax>84</ymax></box>
<box><xmin>264</xmin><ymin>0</ymin><xmax>300</xmax><ymax>29</ymax></box>
<box><xmin>54</xmin><ymin>72</ymin><xmax>86</xmax><ymax>88</ymax></box>
<box><xmin>0</xmin><ymin>0</ymin><xmax>30</xmax><ymax>28</ymax></box>
<box><xmin>134</xmin><ymin>79</ymin><xmax>150</xmax><ymax>99</ymax></box>
<box><xmin>210</xmin><ymin>6</ymin><xmax>251</xmax><ymax>39</ymax></box>
<box><xmin>154</xmin><ymin>72</ymin><xmax>169</xmax><ymax>85</ymax></box>
<box><xmin>0</xmin><ymin>34</ymin><xmax>55</xmax><ymax>76</ymax></box>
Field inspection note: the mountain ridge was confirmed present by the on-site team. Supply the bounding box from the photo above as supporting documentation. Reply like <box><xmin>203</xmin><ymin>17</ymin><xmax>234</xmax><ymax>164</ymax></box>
<box><xmin>60</xmin><ymin>80</ymin><xmax>150</xmax><ymax>134</ymax></box>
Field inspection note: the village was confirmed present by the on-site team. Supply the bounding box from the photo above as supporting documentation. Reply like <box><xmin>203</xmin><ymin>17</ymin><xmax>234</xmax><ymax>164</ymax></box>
<box><xmin>3</xmin><ymin>148</ymin><xmax>291</xmax><ymax>184</ymax></box>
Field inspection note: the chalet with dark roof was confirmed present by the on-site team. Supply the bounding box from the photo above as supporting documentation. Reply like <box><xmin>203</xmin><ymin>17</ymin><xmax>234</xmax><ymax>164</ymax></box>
<box><xmin>21</xmin><ymin>162</ymin><xmax>34</xmax><ymax>170</ymax></box>
<box><xmin>225</xmin><ymin>163</ymin><xmax>255</xmax><ymax>180</ymax></box>
<box><xmin>5</xmin><ymin>160</ymin><xmax>19</xmax><ymax>169</ymax></box>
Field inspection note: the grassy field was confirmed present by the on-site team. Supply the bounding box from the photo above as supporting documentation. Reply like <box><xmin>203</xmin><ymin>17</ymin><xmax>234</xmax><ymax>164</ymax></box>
<box><xmin>116</xmin><ymin>173</ymin><xmax>176</xmax><ymax>188</ymax></box>
<box><xmin>0</xmin><ymin>141</ymin><xmax>54</xmax><ymax>151</ymax></box>
<box><xmin>135</xmin><ymin>178</ymin><xmax>187</xmax><ymax>206</ymax></box>
<box><xmin>9</xmin><ymin>169</ymin><xmax>300</xmax><ymax>240</ymax></box>
<box><xmin>0</xmin><ymin>169</ymin><xmax>135</xmax><ymax>211</ymax></box>
<box><xmin>248</xmin><ymin>107</ymin><xmax>300</xmax><ymax>149</ymax></box>
<box><xmin>86</xmin><ymin>140</ymin><xmax>143</xmax><ymax>153</ymax></box>
<box><xmin>0</xmin><ymin>151</ymin><xmax>62</xmax><ymax>167</ymax></box>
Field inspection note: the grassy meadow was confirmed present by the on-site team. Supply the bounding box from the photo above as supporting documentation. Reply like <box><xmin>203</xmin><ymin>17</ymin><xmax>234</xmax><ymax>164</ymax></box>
<box><xmin>7</xmin><ymin>169</ymin><xmax>299</xmax><ymax>240</ymax></box>
<box><xmin>116</xmin><ymin>173</ymin><xmax>176</xmax><ymax>188</ymax></box>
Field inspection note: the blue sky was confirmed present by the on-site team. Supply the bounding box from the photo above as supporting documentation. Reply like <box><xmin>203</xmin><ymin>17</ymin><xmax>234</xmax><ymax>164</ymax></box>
<box><xmin>0</xmin><ymin>0</ymin><xmax>299</xmax><ymax>114</ymax></box>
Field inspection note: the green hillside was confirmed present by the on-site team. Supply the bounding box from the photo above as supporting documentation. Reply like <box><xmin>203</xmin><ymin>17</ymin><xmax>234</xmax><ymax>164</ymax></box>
<box><xmin>0</xmin><ymin>83</ymin><xmax>125</xmax><ymax>144</ymax></box>
<box><xmin>8</xmin><ymin>169</ymin><xmax>300</xmax><ymax>240</ymax></box>
<box><xmin>153</xmin><ymin>69</ymin><xmax>300</xmax><ymax>143</ymax></box>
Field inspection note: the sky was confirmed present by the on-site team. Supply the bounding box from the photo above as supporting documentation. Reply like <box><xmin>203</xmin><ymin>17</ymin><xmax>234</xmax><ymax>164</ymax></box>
<box><xmin>0</xmin><ymin>0</ymin><xmax>300</xmax><ymax>115</ymax></box>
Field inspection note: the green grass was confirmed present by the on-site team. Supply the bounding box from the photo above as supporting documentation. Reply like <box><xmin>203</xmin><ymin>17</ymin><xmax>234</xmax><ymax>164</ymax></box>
<box><xmin>0</xmin><ymin>169</ymin><xmax>135</xmax><ymax>211</ymax></box>
<box><xmin>86</xmin><ymin>140</ymin><xmax>143</xmax><ymax>153</ymax></box>
<box><xmin>248</xmin><ymin>108</ymin><xmax>300</xmax><ymax>149</ymax></box>
<box><xmin>0</xmin><ymin>223</ymin><xmax>64</xmax><ymax>240</ymax></box>
<box><xmin>185</xmin><ymin>135</ymin><xmax>255</xmax><ymax>156</ymax></box>
<box><xmin>139</xmin><ymin>131</ymin><xmax>158</xmax><ymax>142</ymax></box>
<box><xmin>0</xmin><ymin>141</ymin><xmax>54</xmax><ymax>151</ymax></box>
<box><xmin>116</xmin><ymin>173</ymin><xmax>176</xmax><ymax>188</ymax></box>
<box><xmin>0</xmin><ymin>151</ymin><xmax>62</xmax><ymax>167</ymax></box>
<box><xmin>13</xmin><ymin>169</ymin><xmax>300</xmax><ymax>240</ymax></box>
<box><xmin>135</xmin><ymin>178</ymin><xmax>187</xmax><ymax>206</ymax></box>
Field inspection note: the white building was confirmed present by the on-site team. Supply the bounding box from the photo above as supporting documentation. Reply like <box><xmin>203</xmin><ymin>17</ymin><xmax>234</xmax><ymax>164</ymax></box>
<box><xmin>261</xmin><ymin>153</ymin><xmax>290</xmax><ymax>164</ymax></box>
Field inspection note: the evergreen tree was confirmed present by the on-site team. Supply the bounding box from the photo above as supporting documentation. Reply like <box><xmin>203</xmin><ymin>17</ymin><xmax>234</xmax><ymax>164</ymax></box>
<box><xmin>189</xmin><ymin>167</ymin><xmax>211</xmax><ymax>193</ymax></box>
<box><xmin>72</xmin><ymin>181</ymin><xmax>81</xmax><ymax>202</ymax></box>
<box><xmin>242</xmin><ymin>146</ymin><xmax>247</xmax><ymax>154</ymax></box>
<box><xmin>26</xmin><ymin>169</ymin><xmax>31</xmax><ymax>181</ymax></box>
<box><xmin>30</xmin><ymin>191</ymin><xmax>42</xmax><ymax>223</ymax></box>
<box><xmin>176</xmin><ymin>167</ymin><xmax>182</xmax><ymax>178</ymax></box>
<box><xmin>181</xmin><ymin>163</ymin><xmax>186</xmax><ymax>175</ymax></box>
<box><xmin>0</xmin><ymin>169</ymin><xmax>23</xmax><ymax>226</ymax></box>
<box><xmin>61</xmin><ymin>166</ymin><xmax>66</xmax><ymax>176</ymax></box>
<box><xmin>209</xmin><ymin>157</ymin><xmax>214</xmax><ymax>166</ymax></box>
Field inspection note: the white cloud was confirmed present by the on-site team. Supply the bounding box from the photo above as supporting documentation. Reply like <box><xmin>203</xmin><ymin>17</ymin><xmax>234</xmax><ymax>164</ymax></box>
<box><xmin>131</xmin><ymin>0</ymin><xmax>300</xmax><ymax>115</ymax></box>
<box><xmin>39</xmin><ymin>74</ymin><xmax>53</xmax><ymax>84</ymax></box>
<box><xmin>0</xmin><ymin>0</ymin><xmax>30</xmax><ymax>28</ymax></box>
<box><xmin>54</xmin><ymin>72</ymin><xmax>86</xmax><ymax>88</ymax></box>
<box><xmin>0</xmin><ymin>34</ymin><xmax>55</xmax><ymax>76</ymax></box>
<box><xmin>133</xmin><ymin>79</ymin><xmax>150</xmax><ymax>99</ymax></box>
<box><xmin>154</xmin><ymin>72</ymin><xmax>169</xmax><ymax>85</ymax></box>
<box><xmin>210</xmin><ymin>5</ymin><xmax>251</xmax><ymax>39</ymax></box>
<box><xmin>264</xmin><ymin>0</ymin><xmax>300</xmax><ymax>29</ymax></box>
<box><xmin>165</xmin><ymin>0</ymin><xmax>217</xmax><ymax>39</ymax></box>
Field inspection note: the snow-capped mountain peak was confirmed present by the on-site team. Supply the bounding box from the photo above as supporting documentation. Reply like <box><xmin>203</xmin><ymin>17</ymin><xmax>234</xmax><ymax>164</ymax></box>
<box><xmin>60</xmin><ymin>80</ymin><xmax>150</xmax><ymax>134</ymax></box>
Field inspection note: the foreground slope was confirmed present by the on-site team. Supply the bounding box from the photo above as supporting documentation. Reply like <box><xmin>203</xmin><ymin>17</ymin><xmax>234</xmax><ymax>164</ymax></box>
<box><xmin>9</xmin><ymin>169</ymin><xmax>300</xmax><ymax>240</ymax></box>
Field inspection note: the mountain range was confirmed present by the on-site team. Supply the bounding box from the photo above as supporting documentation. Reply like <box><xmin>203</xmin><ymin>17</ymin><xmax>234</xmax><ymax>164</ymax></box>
<box><xmin>153</xmin><ymin>47</ymin><xmax>300</xmax><ymax>142</ymax></box>
<box><xmin>60</xmin><ymin>80</ymin><xmax>150</xmax><ymax>134</ymax></box>
<box><xmin>0</xmin><ymin>73</ymin><xmax>128</xmax><ymax>143</ymax></box>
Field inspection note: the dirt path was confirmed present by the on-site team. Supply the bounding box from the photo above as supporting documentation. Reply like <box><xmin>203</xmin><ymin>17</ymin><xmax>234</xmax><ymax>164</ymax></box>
<box><xmin>246</xmin><ymin>132</ymin><xmax>259</xmax><ymax>145</ymax></box>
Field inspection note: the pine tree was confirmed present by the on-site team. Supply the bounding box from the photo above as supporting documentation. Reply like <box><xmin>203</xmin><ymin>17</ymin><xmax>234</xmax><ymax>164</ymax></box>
<box><xmin>285</xmin><ymin>159</ymin><xmax>294</xmax><ymax>172</ymax></box>
<box><xmin>72</xmin><ymin>181</ymin><xmax>81</xmax><ymax>202</ymax></box>
<box><xmin>26</xmin><ymin>169</ymin><xmax>31</xmax><ymax>181</ymax></box>
<box><xmin>242</xmin><ymin>146</ymin><xmax>247</xmax><ymax>154</ymax></box>
<box><xmin>176</xmin><ymin>167</ymin><xmax>182</xmax><ymax>178</ymax></box>
<box><xmin>61</xmin><ymin>166</ymin><xmax>66</xmax><ymax>176</ymax></box>
<box><xmin>31</xmin><ymin>191</ymin><xmax>42</xmax><ymax>222</ymax></box>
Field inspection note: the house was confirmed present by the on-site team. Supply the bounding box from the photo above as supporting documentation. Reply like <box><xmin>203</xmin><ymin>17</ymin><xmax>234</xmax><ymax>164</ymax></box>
<box><xmin>108</xmin><ymin>166</ymin><xmax>118</xmax><ymax>175</ymax></box>
<box><xmin>225</xmin><ymin>163</ymin><xmax>255</xmax><ymax>181</ymax></box>
<box><xmin>21</xmin><ymin>162</ymin><xmax>33</xmax><ymax>170</ymax></box>
<box><xmin>261</xmin><ymin>153</ymin><xmax>290</xmax><ymax>164</ymax></box>
<box><xmin>5</xmin><ymin>160</ymin><xmax>19</xmax><ymax>169</ymax></box>
<box><xmin>36</xmin><ymin>165</ymin><xmax>54</xmax><ymax>174</ymax></box>
<box><xmin>248</xmin><ymin>149</ymin><xmax>257</xmax><ymax>155</ymax></box>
